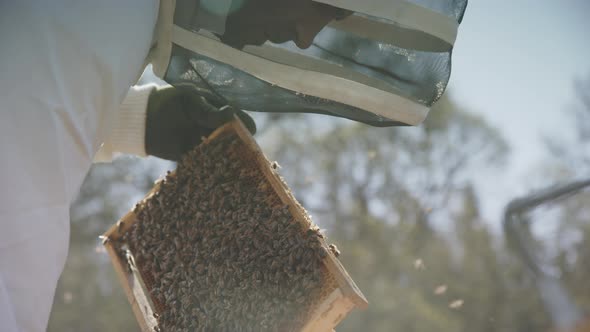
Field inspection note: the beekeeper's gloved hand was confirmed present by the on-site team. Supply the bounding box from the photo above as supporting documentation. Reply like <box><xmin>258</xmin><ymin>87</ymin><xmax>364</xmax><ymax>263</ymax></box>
<box><xmin>145</xmin><ymin>85</ymin><xmax>256</xmax><ymax>161</ymax></box>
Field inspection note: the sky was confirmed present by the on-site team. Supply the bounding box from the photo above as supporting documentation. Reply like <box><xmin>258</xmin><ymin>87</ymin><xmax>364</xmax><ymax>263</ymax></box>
<box><xmin>448</xmin><ymin>0</ymin><xmax>590</xmax><ymax>225</ymax></box>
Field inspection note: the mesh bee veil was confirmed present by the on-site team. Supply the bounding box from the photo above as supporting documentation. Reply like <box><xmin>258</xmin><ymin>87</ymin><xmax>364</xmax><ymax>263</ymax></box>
<box><xmin>162</xmin><ymin>0</ymin><xmax>467</xmax><ymax>126</ymax></box>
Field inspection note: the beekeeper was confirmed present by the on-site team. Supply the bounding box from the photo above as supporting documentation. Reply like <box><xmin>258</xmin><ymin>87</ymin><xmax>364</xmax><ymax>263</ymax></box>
<box><xmin>0</xmin><ymin>0</ymin><xmax>465</xmax><ymax>331</ymax></box>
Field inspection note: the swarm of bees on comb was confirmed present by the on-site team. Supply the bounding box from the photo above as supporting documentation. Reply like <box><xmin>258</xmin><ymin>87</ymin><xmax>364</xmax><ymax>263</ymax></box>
<box><xmin>105</xmin><ymin>119</ymin><xmax>366</xmax><ymax>332</ymax></box>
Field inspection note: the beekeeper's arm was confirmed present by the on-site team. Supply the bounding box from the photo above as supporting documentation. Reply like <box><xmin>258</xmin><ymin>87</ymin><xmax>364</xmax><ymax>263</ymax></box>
<box><xmin>93</xmin><ymin>84</ymin><xmax>256</xmax><ymax>162</ymax></box>
<box><xmin>93</xmin><ymin>84</ymin><xmax>154</xmax><ymax>162</ymax></box>
<box><xmin>94</xmin><ymin>0</ymin><xmax>254</xmax><ymax>163</ymax></box>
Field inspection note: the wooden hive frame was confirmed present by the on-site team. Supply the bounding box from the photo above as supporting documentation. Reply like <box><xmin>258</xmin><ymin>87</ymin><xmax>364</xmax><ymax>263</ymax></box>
<box><xmin>102</xmin><ymin>117</ymin><xmax>368</xmax><ymax>332</ymax></box>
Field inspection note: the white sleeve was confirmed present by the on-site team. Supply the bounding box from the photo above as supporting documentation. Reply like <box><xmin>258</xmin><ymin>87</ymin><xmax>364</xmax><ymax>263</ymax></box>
<box><xmin>148</xmin><ymin>0</ymin><xmax>176</xmax><ymax>78</ymax></box>
<box><xmin>93</xmin><ymin>84</ymin><xmax>157</xmax><ymax>163</ymax></box>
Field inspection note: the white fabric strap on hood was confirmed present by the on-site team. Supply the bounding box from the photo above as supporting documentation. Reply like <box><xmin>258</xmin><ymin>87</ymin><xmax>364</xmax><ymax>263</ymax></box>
<box><xmin>151</xmin><ymin>0</ymin><xmax>458</xmax><ymax>78</ymax></box>
<box><xmin>317</xmin><ymin>0</ymin><xmax>459</xmax><ymax>51</ymax></box>
<box><xmin>328</xmin><ymin>14</ymin><xmax>451</xmax><ymax>52</ymax></box>
<box><xmin>149</xmin><ymin>0</ymin><xmax>234</xmax><ymax>78</ymax></box>
<box><xmin>171</xmin><ymin>26</ymin><xmax>429</xmax><ymax>125</ymax></box>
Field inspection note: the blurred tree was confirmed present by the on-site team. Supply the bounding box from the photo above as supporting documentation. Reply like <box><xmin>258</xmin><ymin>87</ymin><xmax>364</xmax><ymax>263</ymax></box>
<box><xmin>554</xmin><ymin>191</ymin><xmax>590</xmax><ymax>317</ymax></box>
<box><xmin>540</xmin><ymin>73</ymin><xmax>590</xmax><ymax>322</ymax></box>
<box><xmin>262</xmin><ymin>94</ymin><xmax>553</xmax><ymax>331</ymax></box>
<box><xmin>48</xmin><ymin>89</ymin><xmax>570</xmax><ymax>331</ymax></box>
<box><xmin>505</xmin><ymin>73</ymin><xmax>590</xmax><ymax>331</ymax></box>
<box><xmin>545</xmin><ymin>74</ymin><xmax>590</xmax><ymax>175</ymax></box>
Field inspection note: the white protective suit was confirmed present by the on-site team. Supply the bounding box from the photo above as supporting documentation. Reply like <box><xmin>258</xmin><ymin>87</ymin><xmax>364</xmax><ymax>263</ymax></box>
<box><xmin>0</xmin><ymin>0</ymin><xmax>175</xmax><ymax>331</ymax></box>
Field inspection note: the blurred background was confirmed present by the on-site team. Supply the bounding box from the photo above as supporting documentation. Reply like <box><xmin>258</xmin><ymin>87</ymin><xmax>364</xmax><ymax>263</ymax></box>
<box><xmin>48</xmin><ymin>0</ymin><xmax>590</xmax><ymax>330</ymax></box>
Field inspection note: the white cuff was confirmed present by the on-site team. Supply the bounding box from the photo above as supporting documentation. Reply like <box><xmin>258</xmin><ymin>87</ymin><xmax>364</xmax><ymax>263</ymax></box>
<box><xmin>111</xmin><ymin>84</ymin><xmax>156</xmax><ymax>156</ymax></box>
<box><xmin>94</xmin><ymin>84</ymin><xmax>156</xmax><ymax>163</ymax></box>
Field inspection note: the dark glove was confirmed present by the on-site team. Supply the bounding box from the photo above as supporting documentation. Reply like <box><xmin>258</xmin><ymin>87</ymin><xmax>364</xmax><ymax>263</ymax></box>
<box><xmin>145</xmin><ymin>85</ymin><xmax>256</xmax><ymax>161</ymax></box>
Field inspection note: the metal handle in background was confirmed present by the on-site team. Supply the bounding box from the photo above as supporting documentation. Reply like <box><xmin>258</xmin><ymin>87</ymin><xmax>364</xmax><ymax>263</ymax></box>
<box><xmin>503</xmin><ymin>178</ymin><xmax>590</xmax><ymax>331</ymax></box>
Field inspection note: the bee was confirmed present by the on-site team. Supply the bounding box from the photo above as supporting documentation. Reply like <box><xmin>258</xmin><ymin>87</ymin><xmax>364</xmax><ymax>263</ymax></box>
<box><xmin>329</xmin><ymin>244</ymin><xmax>341</xmax><ymax>257</ymax></box>
<box><xmin>116</xmin><ymin>220</ymin><xmax>124</xmax><ymax>235</ymax></box>
<box><xmin>99</xmin><ymin>235</ymin><xmax>109</xmax><ymax>245</ymax></box>
<box><xmin>271</xmin><ymin>161</ymin><xmax>281</xmax><ymax>170</ymax></box>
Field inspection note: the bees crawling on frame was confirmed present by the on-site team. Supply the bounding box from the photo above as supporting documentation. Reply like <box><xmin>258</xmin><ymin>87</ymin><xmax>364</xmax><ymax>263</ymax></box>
<box><xmin>114</xmin><ymin>133</ymin><xmax>340</xmax><ymax>332</ymax></box>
